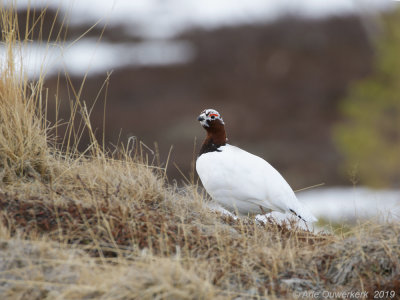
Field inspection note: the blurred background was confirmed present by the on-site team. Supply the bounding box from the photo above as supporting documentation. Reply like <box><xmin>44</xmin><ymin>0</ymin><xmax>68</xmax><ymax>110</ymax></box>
<box><xmin>1</xmin><ymin>0</ymin><xmax>399</xmax><ymax>224</ymax></box>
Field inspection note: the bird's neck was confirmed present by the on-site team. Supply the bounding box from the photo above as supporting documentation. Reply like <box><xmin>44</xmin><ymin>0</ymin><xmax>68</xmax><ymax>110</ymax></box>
<box><xmin>199</xmin><ymin>123</ymin><xmax>227</xmax><ymax>156</ymax></box>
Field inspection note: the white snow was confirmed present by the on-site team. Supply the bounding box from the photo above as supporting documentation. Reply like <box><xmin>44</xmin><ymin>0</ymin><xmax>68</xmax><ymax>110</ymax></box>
<box><xmin>1</xmin><ymin>0</ymin><xmax>396</xmax><ymax>77</ymax></box>
<box><xmin>210</xmin><ymin>187</ymin><xmax>400</xmax><ymax>227</ymax></box>
<box><xmin>0</xmin><ymin>39</ymin><xmax>194</xmax><ymax>78</ymax></box>
<box><xmin>6</xmin><ymin>0</ymin><xmax>396</xmax><ymax>38</ymax></box>
<box><xmin>297</xmin><ymin>187</ymin><xmax>400</xmax><ymax>223</ymax></box>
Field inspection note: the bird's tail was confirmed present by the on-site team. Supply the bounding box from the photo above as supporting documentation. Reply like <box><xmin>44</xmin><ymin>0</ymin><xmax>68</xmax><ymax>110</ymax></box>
<box><xmin>289</xmin><ymin>208</ymin><xmax>317</xmax><ymax>223</ymax></box>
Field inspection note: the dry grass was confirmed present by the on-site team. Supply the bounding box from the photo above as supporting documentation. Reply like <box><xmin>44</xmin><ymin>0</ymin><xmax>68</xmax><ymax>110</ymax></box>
<box><xmin>0</xmin><ymin>5</ymin><xmax>399</xmax><ymax>300</ymax></box>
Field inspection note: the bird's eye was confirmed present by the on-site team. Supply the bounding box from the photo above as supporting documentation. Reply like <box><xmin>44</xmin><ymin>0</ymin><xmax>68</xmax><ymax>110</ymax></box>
<box><xmin>209</xmin><ymin>113</ymin><xmax>219</xmax><ymax>119</ymax></box>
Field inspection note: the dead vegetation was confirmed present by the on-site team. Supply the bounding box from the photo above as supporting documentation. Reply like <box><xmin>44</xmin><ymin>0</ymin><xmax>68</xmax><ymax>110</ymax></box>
<box><xmin>0</xmin><ymin>5</ymin><xmax>399</xmax><ymax>300</ymax></box>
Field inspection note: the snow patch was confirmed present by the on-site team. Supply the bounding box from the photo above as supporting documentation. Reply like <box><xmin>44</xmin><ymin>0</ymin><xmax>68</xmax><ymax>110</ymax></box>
<box><xmin>297</xmin><ymin>187</ymin><xmax>400</xmax><ymax>223</ymax></box>
<box><xmin>0</xmin><ymin>39</ymin><xmax>194</xmax><ymax>78</ymax></box>
<box><xmin>7</xmin><ymin>0</ymin><xmax>395</xmax><ymax>38</ymax></box>
<box><xmin>209</xmin><ymin>187</ymin><xmax>400</xmax><ymax>228</ymax></box>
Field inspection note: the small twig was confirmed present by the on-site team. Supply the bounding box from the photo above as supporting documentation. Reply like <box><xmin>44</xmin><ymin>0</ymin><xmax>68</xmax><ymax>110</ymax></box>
<box><xmin>173</xmin><ymin>162</ymin><xmax>190</xmax><ymax>184</ymax></box>
<box><xmin>294</xmin><ymin>182</ymin><xmax>325</xmax><ymax>193</ymax></box>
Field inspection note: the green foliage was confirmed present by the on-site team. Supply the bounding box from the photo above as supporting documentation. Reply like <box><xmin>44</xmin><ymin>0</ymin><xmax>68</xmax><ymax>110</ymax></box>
<box><xmin>334</xmin><ymin>9</ymin><xmax>400</xmax><ymax>187</ymax></box>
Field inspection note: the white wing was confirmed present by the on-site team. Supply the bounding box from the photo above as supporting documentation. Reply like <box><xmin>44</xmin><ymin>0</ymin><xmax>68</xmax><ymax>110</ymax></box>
<box><xmin>196</xmin><ymin>144</ymin><xmax>316</xmax><ymax>222</ymax></box>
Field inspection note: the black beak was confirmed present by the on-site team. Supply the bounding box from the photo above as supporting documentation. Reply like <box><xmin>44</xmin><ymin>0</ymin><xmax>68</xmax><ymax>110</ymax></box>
<box><xmin>197</xmin><ymin>116</ymin><xmax>204</xmax><ymax>122</ymax></box>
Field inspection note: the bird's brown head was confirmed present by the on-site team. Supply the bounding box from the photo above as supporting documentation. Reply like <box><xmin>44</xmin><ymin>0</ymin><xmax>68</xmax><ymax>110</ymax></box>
<box><xmin>197</xmin><ymin>108</ymin><xmax>224</xmax><ymax>129</ymax></box>
<box><xmin>197</xmin><ymin>109</ymin><xmax>227</xmax><ymax>155</ymax></box>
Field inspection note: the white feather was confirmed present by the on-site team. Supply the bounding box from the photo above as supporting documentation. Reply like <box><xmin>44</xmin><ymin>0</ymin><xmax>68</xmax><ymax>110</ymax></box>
<box><xmin>196</xmin><ymin>144</ymin><xmax>317</xmax><ymax>223</ymax></box>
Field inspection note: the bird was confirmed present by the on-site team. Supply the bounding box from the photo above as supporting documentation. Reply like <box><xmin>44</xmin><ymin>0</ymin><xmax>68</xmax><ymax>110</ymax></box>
<box><xmin>195</xmin><ymin>108</ymin><xmax>317</xmax><ymax>223</ymax></box>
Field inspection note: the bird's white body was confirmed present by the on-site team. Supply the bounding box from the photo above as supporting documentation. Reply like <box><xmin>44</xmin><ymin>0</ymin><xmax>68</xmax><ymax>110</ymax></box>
<box><xmin>196</xmin><ymin>144</ymin><xmax>317</xmax><ymax>223</ymax></box>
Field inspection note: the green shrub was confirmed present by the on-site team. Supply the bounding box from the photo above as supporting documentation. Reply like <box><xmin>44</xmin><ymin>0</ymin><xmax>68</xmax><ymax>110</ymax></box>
<box><xmin>334</xmin><ymin>8</ymin><xmax>400</xmax><ymax>187</ymax></box>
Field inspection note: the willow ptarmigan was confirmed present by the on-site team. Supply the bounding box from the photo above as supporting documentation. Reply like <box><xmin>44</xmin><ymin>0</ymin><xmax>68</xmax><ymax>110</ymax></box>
<box><xmin>196</xmin><ymin>108</ymin><xmax>317</xmax><ymax>223</ymax></box>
